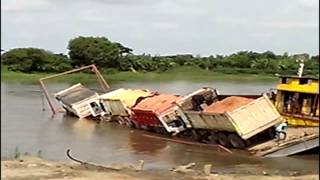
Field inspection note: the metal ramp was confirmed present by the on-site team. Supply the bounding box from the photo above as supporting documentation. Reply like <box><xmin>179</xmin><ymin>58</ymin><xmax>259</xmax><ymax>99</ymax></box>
<box><xmin>248</xmin><ymin>127</ymin><xmax>319</xmax><ymax>157</ymax></box>
<box><xmin>263</xmin><ymin>136</ymin><xmax>319</xmax><ymax>157</ymax></box>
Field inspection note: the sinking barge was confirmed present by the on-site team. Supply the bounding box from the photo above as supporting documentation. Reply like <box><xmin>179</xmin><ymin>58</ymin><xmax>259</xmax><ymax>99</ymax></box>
<box><xmin>39</xmin><ymin>64</ymin><xmax>319</xmax><ymax>157</ymax></box>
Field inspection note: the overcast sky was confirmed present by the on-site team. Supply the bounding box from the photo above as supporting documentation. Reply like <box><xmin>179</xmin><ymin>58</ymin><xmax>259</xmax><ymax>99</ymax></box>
<box><xmin>1</xmin><ymin>0</ymin><xmax>319</xmax><ymax>56</ymax></box>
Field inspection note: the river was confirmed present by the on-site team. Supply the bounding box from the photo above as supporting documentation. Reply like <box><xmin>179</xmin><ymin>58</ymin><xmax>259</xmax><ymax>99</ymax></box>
<box><xmin>1</xmin><ymin>81</ymin><xmax>318</xmax><ymax>175</ymax></box>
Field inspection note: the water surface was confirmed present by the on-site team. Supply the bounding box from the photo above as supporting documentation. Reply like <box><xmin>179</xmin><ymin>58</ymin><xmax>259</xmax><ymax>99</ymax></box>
<box><xmin>1</xmin><ymin>81</ymin><xmax>318</xmax><ymax>175</ymax></box>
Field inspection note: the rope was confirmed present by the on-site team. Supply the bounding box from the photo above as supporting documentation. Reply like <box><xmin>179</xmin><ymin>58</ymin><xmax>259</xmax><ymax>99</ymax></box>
<box><xmin>41</xmin><ymin>91</ymin><xmax>46</xmax><ymax>111</ymax></box>
<box><xmin>66</xmin><ymin>149</ymin><xmax>87</xmax><ymax>164</ymax></box>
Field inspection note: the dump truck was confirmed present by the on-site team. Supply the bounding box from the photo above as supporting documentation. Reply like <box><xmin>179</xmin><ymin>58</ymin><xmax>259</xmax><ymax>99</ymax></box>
<box><xmin>175</xmin><ymin>94</ymin><xmax>283</xmax><ymax>149</ymax></box>
<box><xmin>130</xmin><ymin>93</ymin><xmax>183</xmax><ymax>133</ymax></box>
<box><xmin>55</xmin><ymin>83</ymin><xmax>102</xmax><ymax>118</ymax></box>
<box><xmin>130</xmin><ymin>88</ymin><xmax>219</xmax><ymax>134</ymax></box>
<box><xmin>93</xmin><ymin>88</ymin><xmax>154</xmax><ymax>125</ymax></box>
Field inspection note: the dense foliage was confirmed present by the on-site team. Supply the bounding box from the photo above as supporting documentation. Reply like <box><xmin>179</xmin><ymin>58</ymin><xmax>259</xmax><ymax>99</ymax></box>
<box><xmin>1</xmin><ymin>48</ymin><xmax>71</xmax><ymax>72</ymax></box>
<box><xmin>68</xmin><ymin>36</ymin><xmax>132</xmax><ymax>68</ymax></box>
<box><xmin>1</xmin><ymin>36</ymin><xmax>319</xmax><ymax>77</ymax></box>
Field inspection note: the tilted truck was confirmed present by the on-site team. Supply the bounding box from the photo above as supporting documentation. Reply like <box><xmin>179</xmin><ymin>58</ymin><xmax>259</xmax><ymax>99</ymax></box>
<box><xmin>130</xmin><ymin>87</ymin><xmax>219</xmax><ymax>134</ymax></box>
<box><xmin>175</xmin><ymin>94</ymin><xmax>283</xmax><ymax>149</ymax></box>
<box><xmin>130</xmin><ymin>93</ymin><xmax>184</xmax><ymax>133</ymax></box>
<box><xmin>55</xmin><ymin>83</ymin><xmax>102</xmax><ymax>118</ymax></box>
<box><xmin>93</xmin><ymin>88</ymin><xmax>154</xmax><ymax>125</ymax></box>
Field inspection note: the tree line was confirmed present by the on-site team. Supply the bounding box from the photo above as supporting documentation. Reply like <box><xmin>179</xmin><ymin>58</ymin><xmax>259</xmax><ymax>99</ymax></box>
<box><xmin>1</xmin><ymin>36</ymin><xmax>319</xmax><ymax>76</ymax></box>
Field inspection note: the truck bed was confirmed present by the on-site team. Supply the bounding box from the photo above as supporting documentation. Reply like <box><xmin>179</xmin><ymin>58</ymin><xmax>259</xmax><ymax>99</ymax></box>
<box><xmin>183</xmin><ymin>95</ymin><xmax>282</xmax><ymax>140</ymax></box>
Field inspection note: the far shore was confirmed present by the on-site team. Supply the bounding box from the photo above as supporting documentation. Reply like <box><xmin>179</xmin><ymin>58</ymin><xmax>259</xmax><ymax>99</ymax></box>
<box><xmin>1</xmin><ymin>66</ymin><xmax>278</xmax><ymax>84</ymax></box>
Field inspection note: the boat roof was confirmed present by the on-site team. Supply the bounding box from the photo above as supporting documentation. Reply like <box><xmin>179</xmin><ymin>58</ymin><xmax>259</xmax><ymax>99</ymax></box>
<box><xmin>132</xmin><ymin>94</ymin><xmax>183</xmax><ymax>115</ymax></box>
<box><xmin>277</xmin><ymin>75</ymin><xmax>319</xmax><ymax>80</ymax></box>
<box><xmin>55</xmin><ymin>83</ymin><xmax>98</xmax><ymax>105</ymax></box>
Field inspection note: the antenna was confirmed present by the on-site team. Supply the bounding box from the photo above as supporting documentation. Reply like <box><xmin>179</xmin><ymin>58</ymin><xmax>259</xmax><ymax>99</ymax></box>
<box><xmin>296</xmin><ymin>56</ymin><xmax>305</xmax><ymax>77</ymax></box>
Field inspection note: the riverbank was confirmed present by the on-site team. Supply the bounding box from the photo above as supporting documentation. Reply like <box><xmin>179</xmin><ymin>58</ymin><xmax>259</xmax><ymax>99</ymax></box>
<box><xmin>1</xmin><ymin>66</ymin><xmax>277</xmax><ymax>84</ymax></box>
<box><xmin>2</xmin><ymin>156</ymin><xmax>318</xmax><ymax>180</ymax></box>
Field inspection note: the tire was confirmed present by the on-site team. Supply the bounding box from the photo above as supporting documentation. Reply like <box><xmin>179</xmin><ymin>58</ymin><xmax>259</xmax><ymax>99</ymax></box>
<box><xmin>177</xmin><ymin>130</ymin><xmax>192</xmax><ymax>138</ymax></box>
<box><xmin>216</xmin><ymin>132</ymin><xmax>230</xmax><ymax>147</ymax></box>
<box><xmin>266</xmin><ymin>128</ymin><xmax>276</xmax><ymax>139</ymax></box>
<box><xmin>199</xmin><ymin>131</ymin><xmax>211</xmax><ymax>143</ymax></box>
<box><xmin>132</xmin><ymin>122</ymin><xmax>140</xmax><ymax>129</ymax></box>
<box><xmin>124</xmin><ymin>117</ymin><xmax>133</xmax><ymax>128</ymax></box>
<box><xmin>191</xmin><ymin>130</ymin><xmax>201</xmax><ymax>141</ymax></box>
<box><xmin>244</xmin><ymin>139</ymin><xmax>252</xmax><ymax>147</ymax></box>
<box><xmin>117</xmin><ymin>116</ymin><xmax>125</xmax><ymax>125</ymax></box>
<box><xmin>228</xmin><ymin>133</ymin><xmax>246</xmax><ymax>149</ymax></box>
<box><xmin>207</xmin><ymin>132</ymin><xmax>218</xmax><ymax>144</ymax></box>
<box><xmin>159</xmin><ymin>127</ymin><xmax>167</xmax><ymax>134</ymax></box>
<box><xmin>154</xmin><ymin>127</ymin><xmax>161</xmax><ymax>134</ymax></box>
<box><xmin>123</xmin><ymin>117</ymin><xmax>132</xmax><ymax>127</ymax></box>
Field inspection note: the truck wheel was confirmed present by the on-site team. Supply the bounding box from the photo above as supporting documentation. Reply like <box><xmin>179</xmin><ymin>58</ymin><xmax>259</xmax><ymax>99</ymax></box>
<box><xmin>178</xmin><ymin>130</ymin><xmax>192</xmax><ymax>139</ymax></box>
<box><xmin>228</xmin><ymin>134</ymin><xmax>246</xmax><ymax>149</ymax></box>
<box><xmin>117</xmin><ymin>116</ymin><xmax>125</xmax><ymax>125</ymax></box>
<box><xmin>200</xmin><ymin>131</ymin><xmax>211</xmax><ymax>143</ymax></box>
<box><xmin>157</xmin><ymin>127</ymin><xmax>169</xmax><ymax>135</ymax></box>
<box><xmin>191</xmin><ymin>130</ymin><xmax>201</xmax><ymax>141</ymax></box>
<box><xmin>123</xmin><ymin>117</ymin><xmax>133</xmax><ymax>127</ymax></box>
<box><xmin>216</xmin><ymin>132</ymin><xmax>230</xmax><ymax>147</ymax></box>
<box><xmin>244</xmin><ymin>139</ymin><xmax>252</xmax><ymax>147</ymax></box>
<box><xmin>266</xmin><ymin>128</ymin><xmax>276</xmax><ymax>139</ymax></box>
<box><xmin>154</xmin><ymin>127</ymin><xmax>161</xmax><ymax>134</ymax></box>
<box><xmin>208</xmin><ymin>132</ymin><xmax>218</xmax><ymax>144</ymax></box>
<box><xmin>132</xmin><ymin>122</ymin><xmax>140</xmax><ymax>129</ymax></box>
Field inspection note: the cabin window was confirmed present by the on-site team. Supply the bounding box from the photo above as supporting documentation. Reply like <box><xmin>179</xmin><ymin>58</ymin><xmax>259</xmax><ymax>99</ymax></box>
<box><xmin>299</xmin><ymin>78</ymin><xmax>309</xmax><ymax>85</ymax></box>
<box><xmin>90</xmin><ymin>102</ymin><xmax>103</xmax><ymax>115</ymax></box>
<box><xmin>99</xmin><ymin>102</ymin><xmax>106</xmax><ymax>112</ymax></box>
<box><xmin>281</xmin><ymin>78</ymin><xmax>289</xmax><ymax>84</ymax></box>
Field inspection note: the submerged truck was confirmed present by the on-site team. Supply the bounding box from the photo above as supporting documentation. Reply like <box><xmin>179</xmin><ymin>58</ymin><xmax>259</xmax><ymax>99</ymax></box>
<box><xmin>130</xmin><ymin>93</ymin><xmax>184</xmax><ymax>133</ymax></box>
<box><xmin>175</xmin><ymin>94</ymin><xmax>283</xmax><ymax>149</ymax></box>
<box><xmin>94</xmin><ymin>88</ymin><xmax>154</xmax><ymax>125</ymax></box>
<box><xmin>55</xmin><ymin>83</ymin><xmax>102</xmax><ymax>118</ymax></box>
<box><xmin>130</xmin><ymin>88</ymin><xmax>219</xmax><ymax>134</ymax></box>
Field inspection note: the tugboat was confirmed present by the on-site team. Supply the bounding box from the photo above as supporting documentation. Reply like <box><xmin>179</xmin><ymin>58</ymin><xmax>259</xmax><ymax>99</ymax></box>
<box><xmin>248</xmin><ymin>58</ymin><xmax>319</xmax><ymax>157</ymax></box>
<box><xmin>272</xmin><ymin>58</ymin><xmax>319</xmax><ymax>127</ymax></box>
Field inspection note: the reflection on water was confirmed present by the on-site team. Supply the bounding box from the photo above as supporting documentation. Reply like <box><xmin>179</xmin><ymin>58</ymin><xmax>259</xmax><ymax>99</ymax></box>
<box><xmin>1</xmin><ymin>81</ymin><xmax>319</xmax><ymax>174</ymax></box>
<box><xmin>129</xmin><ymin>131</ymin><xmax>168</xmax><ymax>155</ymax></box>
<box><xmin>72</xmin><ymin>118</ymin><xmax>97</xmax><ymax>140</ymax></box>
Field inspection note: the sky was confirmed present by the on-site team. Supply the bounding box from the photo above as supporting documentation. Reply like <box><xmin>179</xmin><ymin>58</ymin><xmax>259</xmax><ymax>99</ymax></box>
<box><xmin>1</xmin><ymin>0</ymin><xmax>319</xmax><ymax>56</ymax></box>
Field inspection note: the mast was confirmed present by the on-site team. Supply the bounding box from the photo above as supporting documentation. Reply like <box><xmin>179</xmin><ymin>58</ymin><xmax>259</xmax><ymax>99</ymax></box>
<box><xmin>296</xmin><ymin>57</ymin><xmax>305</xmax><ymax>77</ymax></box>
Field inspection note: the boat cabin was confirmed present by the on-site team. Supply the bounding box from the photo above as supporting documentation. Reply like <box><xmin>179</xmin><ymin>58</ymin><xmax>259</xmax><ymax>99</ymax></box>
<box><xmin>274</xmin><ymin>76</ymin><xmax>319</xmax><ymax>126</ymax></box>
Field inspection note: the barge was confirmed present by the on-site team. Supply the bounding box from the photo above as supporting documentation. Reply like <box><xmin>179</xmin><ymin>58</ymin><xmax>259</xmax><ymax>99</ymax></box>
<box><xmin>39</xmin><ymin>64</ymin><xmax>319</xmax><ymax>157</ymax></box>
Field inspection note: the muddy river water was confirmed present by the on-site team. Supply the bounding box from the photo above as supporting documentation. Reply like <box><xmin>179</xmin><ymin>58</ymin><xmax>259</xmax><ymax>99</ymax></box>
<box><xmin>1</xmin><ymin>81</ymin><xmax>319</xmax><ymax>175</ymax></box>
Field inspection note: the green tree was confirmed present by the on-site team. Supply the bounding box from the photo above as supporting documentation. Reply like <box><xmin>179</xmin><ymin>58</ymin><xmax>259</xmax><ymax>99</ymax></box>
<box><xmin>1</xmin><ymin>48</ymin><xmax>71</xmax><ymax>72</ymax></box>
<box><xmin>67</xmin><ymin>36</ymin><xmax>131</xmax><ymax>68</ymax></box>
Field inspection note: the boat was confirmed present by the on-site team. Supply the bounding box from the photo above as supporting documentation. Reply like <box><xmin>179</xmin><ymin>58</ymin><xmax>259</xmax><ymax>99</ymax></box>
<box><xmin>272</xmin><ymin>75</ymin><xmax>319</xmax><ymax>127</ymax></box>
